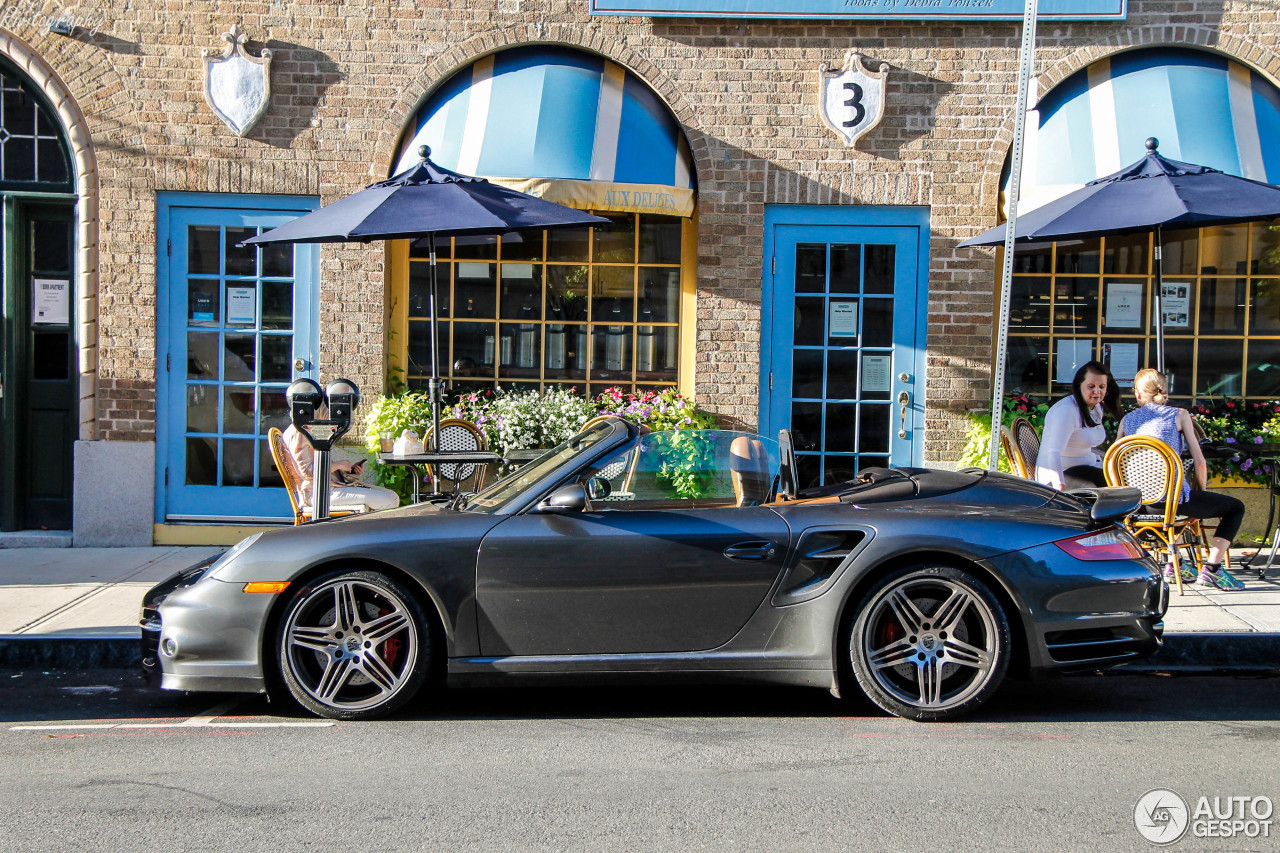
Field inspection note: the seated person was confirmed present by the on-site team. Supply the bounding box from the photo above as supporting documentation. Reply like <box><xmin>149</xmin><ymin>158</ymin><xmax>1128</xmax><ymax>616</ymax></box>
<box><xmin>1036</xmin><ymin>361</ymin><xmax>1120</xmax><ymax>489</ymax></box>
<box><xmin>282</xmin><ymin>424</ymin><xmax>399</xmax><ymax>512</ymax></box>
<box><xmin>1117</xmin><ymin>369</ymin><xmax>1246</xmax><ymax>590</ymax></box>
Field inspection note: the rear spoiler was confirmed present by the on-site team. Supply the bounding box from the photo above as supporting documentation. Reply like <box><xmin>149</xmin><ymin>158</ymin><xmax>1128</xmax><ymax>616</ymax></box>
<box><xmin>1065</xmin><ymin>486</ymin><xmax>1143</xmax><ymax>524</ymax></box>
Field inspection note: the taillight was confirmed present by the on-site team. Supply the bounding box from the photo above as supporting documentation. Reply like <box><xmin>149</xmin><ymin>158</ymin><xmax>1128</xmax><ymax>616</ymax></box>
<box><xmin>1054</xmin><ymin>527</ymin><xmax>1145</xmax><ymax>561</ymax></box>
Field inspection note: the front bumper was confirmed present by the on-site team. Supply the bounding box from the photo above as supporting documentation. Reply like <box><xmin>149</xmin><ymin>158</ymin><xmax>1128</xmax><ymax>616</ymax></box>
<box><xmin>140</xmin><ymin>559</ymin><xmax>275</xmax><ymax>694</ymax></box>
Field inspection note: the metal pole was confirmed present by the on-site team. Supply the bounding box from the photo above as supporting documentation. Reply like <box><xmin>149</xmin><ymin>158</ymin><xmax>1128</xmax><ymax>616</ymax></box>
<box><xmin>313</xmin><ymin>449</ymin><xmax>331</xmax><ymax>519</ymax></box>
<box><xmin>1154</xmin><ymin>224</ymin><xmax>1166</xmax><ymax>375</ymax></box>
<box><xmin>988</xmin><ymin>0</ymin><xmax>1040</xmax><ymax>471</ymax></box>
<box><xmin>428</xmin><ymin>232</ymin><xmax>442</xmax><ymax>452</ymax></box>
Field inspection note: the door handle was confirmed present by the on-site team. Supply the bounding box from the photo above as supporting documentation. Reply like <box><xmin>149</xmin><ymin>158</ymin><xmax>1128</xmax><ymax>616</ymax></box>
<box><xmin>294</xmin><ymin>357</ymin><xmax>310</xmax><ymax>372</ymax></box>
<box><xmin>897</xmin><ymin>390</ymin><xmax>911</xmax><ymax>439</ymax></box>
<box><xmin>723</xmin><ymin>541</ymin><xmax>778</xmax><ymax>561</ymax></box>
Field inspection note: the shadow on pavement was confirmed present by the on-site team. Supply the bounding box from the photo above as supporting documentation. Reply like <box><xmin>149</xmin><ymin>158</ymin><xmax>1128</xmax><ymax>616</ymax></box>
<box><xmin>2</xmin><ymin>667</ymin><xmax>1276</xmax><ymax>727</ymax></box>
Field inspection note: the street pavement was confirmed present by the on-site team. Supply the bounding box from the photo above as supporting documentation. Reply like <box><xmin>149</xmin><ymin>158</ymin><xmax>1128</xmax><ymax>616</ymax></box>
<box><xmin>0</xmin><ymin>667</ymin><xmax>1276</xmax><ymax>852</ymax></box>
<box><xmin>1</xmin><ymin>545</ymin><xmax>1279</xmax><ymax>669</ymax></box>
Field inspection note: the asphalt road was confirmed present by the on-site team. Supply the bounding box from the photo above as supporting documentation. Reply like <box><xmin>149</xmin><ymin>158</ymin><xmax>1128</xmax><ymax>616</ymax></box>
<box><xmin>1</xmin><ymin>668</ymin><xmax>1277</xmax><ymax>853</ymax></box>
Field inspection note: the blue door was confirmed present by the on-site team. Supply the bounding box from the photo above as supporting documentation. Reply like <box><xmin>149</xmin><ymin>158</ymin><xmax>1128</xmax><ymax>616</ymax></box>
<box><xmin>157</xmin><ymin>194</ymin><xmax>319</xmax><ymax>522</ymax></box>
<box><xmin>760</xmin><ymin>206</ymin><xmax>928</xmax><ymax>488</ymax></box>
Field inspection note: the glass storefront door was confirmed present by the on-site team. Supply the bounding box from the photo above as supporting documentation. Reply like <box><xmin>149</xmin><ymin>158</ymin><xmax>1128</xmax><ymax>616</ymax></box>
<box><xmin>761</xmin><ymin>207</ymin><xmax>928</xmax><ymax>489</ymax></box>
<box><xmin>157</xmin><ymin>194</ymin><xmax>318</xmax><ymax>521</ymax></box>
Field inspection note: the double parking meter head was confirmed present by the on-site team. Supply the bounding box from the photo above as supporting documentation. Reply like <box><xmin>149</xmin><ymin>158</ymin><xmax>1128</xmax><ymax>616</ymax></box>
<box><xmin>286</xmin><ymin>379</ymin><xmax>324</xmax><ymax>427</ymax></box>
<box><xmin>286</xmin><ymin>377</ymin><xmax>361</xmax><ymax>451</ymax></box>
<box><xmin>325</xmin><ymin>378</ymin><xmax>360</xmax><ymax>429</ymax></box>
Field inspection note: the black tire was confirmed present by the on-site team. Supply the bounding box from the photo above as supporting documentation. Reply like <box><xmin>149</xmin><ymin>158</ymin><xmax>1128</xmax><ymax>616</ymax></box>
<box><xmin>848</xmin><ymin>564</ymin><xmax>1010</xmax><ymax>722</ymax></box>
<box><xmin>277</xmin><ymin>569</ymin><xmax>430</xmax><ymax>720</ymax></box>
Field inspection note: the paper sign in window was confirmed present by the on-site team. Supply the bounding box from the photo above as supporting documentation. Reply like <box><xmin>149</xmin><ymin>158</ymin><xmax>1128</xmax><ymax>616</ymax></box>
<box><xmin>33</xmin><ymin>278</ymin><xmax>69</xmax><ymax>324</ymax></box>
<box><xmin>1156</xmin><ymin>283</ymin><xmax>1190</xmax><ymax>328</ymax></box>
<box><xmin>1055</xmin><ymin>339</ymin><xmax>1093</xmax><ymax>384</ymax></box>
<box><xmin>1103</xmin><ymin>342</ymin><xmax>1140</xmax><ymax>386</ymax></box>
<box><xmin>226</xmin><ymin>287</ymin><xmax>256</xmax><ymax>325</ymax></box>
<box><xmin>829</xmin><ymin>301</ymin><xmax>858</xmax><ymax>337</ymax></box>
<box><xmin>1105</xmin><ymin>281</ymin><xmax>1142</xmax><ymax>328</ymax></box>
<box><xmin>862</xmin><ymin>355</ymin><xmax>891</xmax><ymax>393</ymax></box>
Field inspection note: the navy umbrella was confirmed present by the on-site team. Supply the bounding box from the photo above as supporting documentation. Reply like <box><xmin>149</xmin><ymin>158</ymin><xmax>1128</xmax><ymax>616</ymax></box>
<box><xmin>246</xmin><ymin>146</ymin><xmax>607</xmax><ymax>447</ymax></box>
<box><xmin>959</xmin><ymin>138</ymin><xmax>1280</xmax><ymax>372</ymax></box>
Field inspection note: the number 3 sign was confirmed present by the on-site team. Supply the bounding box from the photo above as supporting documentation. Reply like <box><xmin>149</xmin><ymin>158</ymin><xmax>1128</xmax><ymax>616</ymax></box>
<box><xmin>818</xmin><ymin>52</ymin><xmax>888</xmax><ymax>147</ymax></box>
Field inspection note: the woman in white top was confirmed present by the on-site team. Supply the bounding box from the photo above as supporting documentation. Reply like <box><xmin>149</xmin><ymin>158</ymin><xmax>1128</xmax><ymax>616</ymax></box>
<box><xmin>1035</xmin><ymin>361</ymin><xmax>1121</xmax><ymax>490</ymax></box>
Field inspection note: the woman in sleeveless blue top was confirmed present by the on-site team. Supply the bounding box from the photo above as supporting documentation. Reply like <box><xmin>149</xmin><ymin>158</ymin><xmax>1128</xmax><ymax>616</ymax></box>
<box><xmin>1118</xmin><ymin>369</ymin><xmax>1246</xmax><ymax>590</ymax></box>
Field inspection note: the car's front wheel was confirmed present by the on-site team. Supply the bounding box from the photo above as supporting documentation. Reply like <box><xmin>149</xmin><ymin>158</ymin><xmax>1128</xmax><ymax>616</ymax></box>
<box><xmin>849</xmin><ymin>564</ymin><xmax>1010</xmax><ymax>721</ymax></box>
<box><xmin>277</xmin><ymin>570</ymin><xmax>430</xmax><ymax>720</ymax></box>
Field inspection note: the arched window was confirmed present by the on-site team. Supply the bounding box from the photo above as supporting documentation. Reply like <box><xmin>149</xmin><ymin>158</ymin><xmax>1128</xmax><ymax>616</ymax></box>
<box><xmin>0</xmin><ymin>61</ymin><xmax>71</xmax><ymax>191</ymax></box>
<box><xmin>388</xmin><ymin>46</ymin><xmax>697</xmax><ymax>398</ymax></box>
<box><xmin>1000</xmin><ymin>48</ymin><xmax>1280</xmax><ymax>402</ymax></box>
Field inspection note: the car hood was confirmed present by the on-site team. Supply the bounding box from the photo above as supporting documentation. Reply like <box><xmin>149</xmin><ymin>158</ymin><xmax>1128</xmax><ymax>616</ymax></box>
<box><xmin>210</xmin><ymin>500</ymin><xmax>502</xmax><ymax>585</ymax></box>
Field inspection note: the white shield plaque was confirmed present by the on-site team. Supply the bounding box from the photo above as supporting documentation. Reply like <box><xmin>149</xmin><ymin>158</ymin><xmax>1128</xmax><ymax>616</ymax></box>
<box><xmin>818</xmin><ymin>53</ymin><xmax>887</xmax><ymax>148</ymax></box>
<box><xmin>203</xmin><ymin>25</ymin><xmax>272</xmax><ymax>137</ymax></box>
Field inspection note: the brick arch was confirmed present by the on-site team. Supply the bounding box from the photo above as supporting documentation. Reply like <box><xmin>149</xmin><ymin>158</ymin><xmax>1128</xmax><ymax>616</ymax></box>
<box><xmin>369</xmin><ymin>26</ymin><xmax>710</xmax><ymax>191</ymax></box>
<box><xmin>971</xmin><ymin>33</ymin><xmax>1280</xmax><ymax>224</ymax></box>
<box><xmin>0</xmin><ymin>29</ymin><xmax>101</xmax><ymax>440</ymax></box>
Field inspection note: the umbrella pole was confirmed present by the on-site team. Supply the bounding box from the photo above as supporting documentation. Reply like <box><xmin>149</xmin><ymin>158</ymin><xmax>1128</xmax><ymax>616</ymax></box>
<box><xmin>1153</xmin><ymin>224</ymin><xmax>1167</xmax><ymax>375</ymax></box>
<box><xmin>428</xmin><ymin>233</ymin><xmax>442</xmax><ymax>453</ymax></box>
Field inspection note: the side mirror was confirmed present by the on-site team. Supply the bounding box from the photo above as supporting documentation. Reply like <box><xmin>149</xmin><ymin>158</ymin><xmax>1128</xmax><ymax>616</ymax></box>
<box><xmin>585</xmin><ymin>476</ymin><xmax>612</xmax><ymax>502</ymax></box>
<box><xmin>535</xmin><ymin>484</ymin><xmax>588</xmax><ymax>513</ymax></box>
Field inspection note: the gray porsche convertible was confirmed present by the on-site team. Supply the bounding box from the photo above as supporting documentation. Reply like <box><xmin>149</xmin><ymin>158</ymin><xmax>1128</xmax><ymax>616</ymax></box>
<box><xmin>141</xmin><ymin>417</ymin><xmax>1166</xmax><ymax>722</ymax></box>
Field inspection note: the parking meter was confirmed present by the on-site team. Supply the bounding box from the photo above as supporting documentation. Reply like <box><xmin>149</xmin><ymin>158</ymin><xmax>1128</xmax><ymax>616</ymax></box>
<box><xmin>325</xmin><ymin>378</ymin><xmax>360</xmax><ymax>432</ymax></box>
<box><xmin>286</xmin><ymin>378</ymin><xmax>323</xmax><ymax>427</ymax></box>
<box><xmin>285</xmin><ymin>377</ymin><xmax>361</xmax><ymax>520</ymax></box>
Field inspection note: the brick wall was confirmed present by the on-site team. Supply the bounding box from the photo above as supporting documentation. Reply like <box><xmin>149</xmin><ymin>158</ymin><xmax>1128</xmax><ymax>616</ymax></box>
<box><xmin>2</xmin><ymin>0</ymin><xmax>1275</xmax><ymax>463</ymax></box>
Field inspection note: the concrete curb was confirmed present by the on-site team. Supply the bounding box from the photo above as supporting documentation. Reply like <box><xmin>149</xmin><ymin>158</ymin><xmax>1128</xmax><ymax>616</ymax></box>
<box><xmin>1120</xmin><ymin>632</ymin><xmax>1280</xmax><ymax>672</ymax></box>
<box><xmin>1</xmin><ymin>632</ymin><xmax>1278</xmax><ymax>674</ymax></box>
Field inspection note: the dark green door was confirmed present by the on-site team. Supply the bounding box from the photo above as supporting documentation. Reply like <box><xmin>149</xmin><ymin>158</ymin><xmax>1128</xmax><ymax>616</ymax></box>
<box><xmin>1</xmin><ymin>202</ymin><xmax>76</xmax><ymax>530</ymax></box>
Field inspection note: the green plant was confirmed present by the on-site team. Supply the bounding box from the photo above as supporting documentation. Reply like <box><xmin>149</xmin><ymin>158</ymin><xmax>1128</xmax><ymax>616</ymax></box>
<box><xmin>450</xmin><ymin>386</ymin><xmax>598</xmax><ymax>457</ymax></box>
<box><xmin>958</xmin><ymin>393</ymin><xmax>1050</xmax><ymax>472</ymax></box>
<box><xmin>362</xmin><ymin>391</ymin><xmax>435</xmax><ymax>499</ymax></box>
<box><xmin>592</xmin><ymin>386</ymin><xmax>718</xmax><ymax>431</ymax></box>
<box><xmin>1190</xmin><ymin>398</ymin><xmax>1280</xmax><ymax>485</ymax></box>
<box><xmin>363</xmin><ymin>385</ymin><xmax>720</xmax><ymax>500</ymax></box>
<box><xmin>594</xmin><ymin>387</ymin><xmax>718</xmax><ymax>498</ymax></box>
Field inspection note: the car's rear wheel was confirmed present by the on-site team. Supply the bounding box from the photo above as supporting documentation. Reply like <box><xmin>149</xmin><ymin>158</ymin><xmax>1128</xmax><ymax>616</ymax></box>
<box><xmin>277</xmin><ymin>570</ymin><xmax>430</xmax><ymax>720</ymax></box>
<box><xmin>849</xmin><ymin>564</ymin><xmax>1009</xmax><ymax>722</ymax></box>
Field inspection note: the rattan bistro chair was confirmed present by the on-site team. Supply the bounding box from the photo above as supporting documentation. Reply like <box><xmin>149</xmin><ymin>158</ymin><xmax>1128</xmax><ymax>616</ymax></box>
<box><xmin>1010</xmin><ymin>416</ymin><xmax>1041</xmax><ymax>476</ymax></box>
<box><xmin>1103</xmin><ymin>435</ymin><xmax>1205</xmax><ymax>595</ymax></box>
<box><xmin>422</xmin><ymin>419</ymin><xmax>490</xmax><ymax>494</ymax></box>
<box><xmin>1000</xmin><ymin>425</ymin><xmax>1033</xmax><ymax>479</ymax></box>
<box><xmin>267</xmin><ymin>427</ymin><xmax>371</xmax><ymax>525</ymax></box>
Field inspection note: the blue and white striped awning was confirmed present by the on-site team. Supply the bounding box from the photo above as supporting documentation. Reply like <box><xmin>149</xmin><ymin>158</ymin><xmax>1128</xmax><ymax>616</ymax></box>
<box><xmin>395</xmin><ymin>46</ymin><xmax>695</xmax><ymax>217</ymax></box>
<box><xmin>1009</xmin><ymin>47</ymin><xmax>1280</xmax><ymax>215</ymax></box>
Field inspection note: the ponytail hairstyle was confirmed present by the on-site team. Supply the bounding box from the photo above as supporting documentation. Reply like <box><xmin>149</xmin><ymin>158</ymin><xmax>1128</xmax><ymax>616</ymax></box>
<box><xmin>1071</xmin><ymin>361</ymin><xmax>1121</xmax><ymax>427</ymax></box>
<box><xmin>1133</xmin><ymin>367</ymin><xmax>1170</xmax><ymax>405</ymax></box>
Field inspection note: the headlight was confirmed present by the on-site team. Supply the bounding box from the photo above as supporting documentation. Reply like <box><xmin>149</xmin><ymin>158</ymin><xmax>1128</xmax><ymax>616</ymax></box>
<box><xmin>209</xmin><ymin>532</ymin><xmax>264</xmax><ymax>580</ymax></box>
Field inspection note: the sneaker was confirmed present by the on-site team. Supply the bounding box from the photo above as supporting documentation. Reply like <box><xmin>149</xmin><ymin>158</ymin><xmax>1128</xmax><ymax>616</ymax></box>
<box><xmin>1166</xmin><ymin>562</ymin><xmax>1197</xmax><ymax>583</ymax></box>
<box><xmin>1197</xmin><ymin>569</ymin><xmax>1244</xmax><ymax>591</ymax></box>
<box><xmin>1217</xmin><ymin>568</ymin><xmax>1247</xmax><ymax>590</ymax></box>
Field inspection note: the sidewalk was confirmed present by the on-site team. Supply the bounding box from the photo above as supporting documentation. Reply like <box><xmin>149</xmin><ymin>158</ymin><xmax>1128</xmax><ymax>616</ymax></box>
<box><xmin>0</xmin><ymin>544</ymin><xmax>1278</xmax><ymax>669</ymax></box>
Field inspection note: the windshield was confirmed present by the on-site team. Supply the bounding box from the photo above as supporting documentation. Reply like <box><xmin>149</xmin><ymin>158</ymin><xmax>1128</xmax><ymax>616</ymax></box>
<box><xmin>581</xmin><ymin>430</ymin><xmax>782</xmax><ymax>507</ymax></box>
<box><xmin>464</xmin><ymin>419</ymin><xmax>621</xmax><ymax>513</ymax></box>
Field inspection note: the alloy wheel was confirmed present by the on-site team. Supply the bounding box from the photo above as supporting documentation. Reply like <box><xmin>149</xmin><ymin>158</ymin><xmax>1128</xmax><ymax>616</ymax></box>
<box><xmin>279</xmin><ymin>571</ymin><xmax>427</xmax><ymax>719</ymax></box>
<box><xmin>850</xmin><ymin>567</ymin><xmax>1009</xmax><ymax>721</ymax></box>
